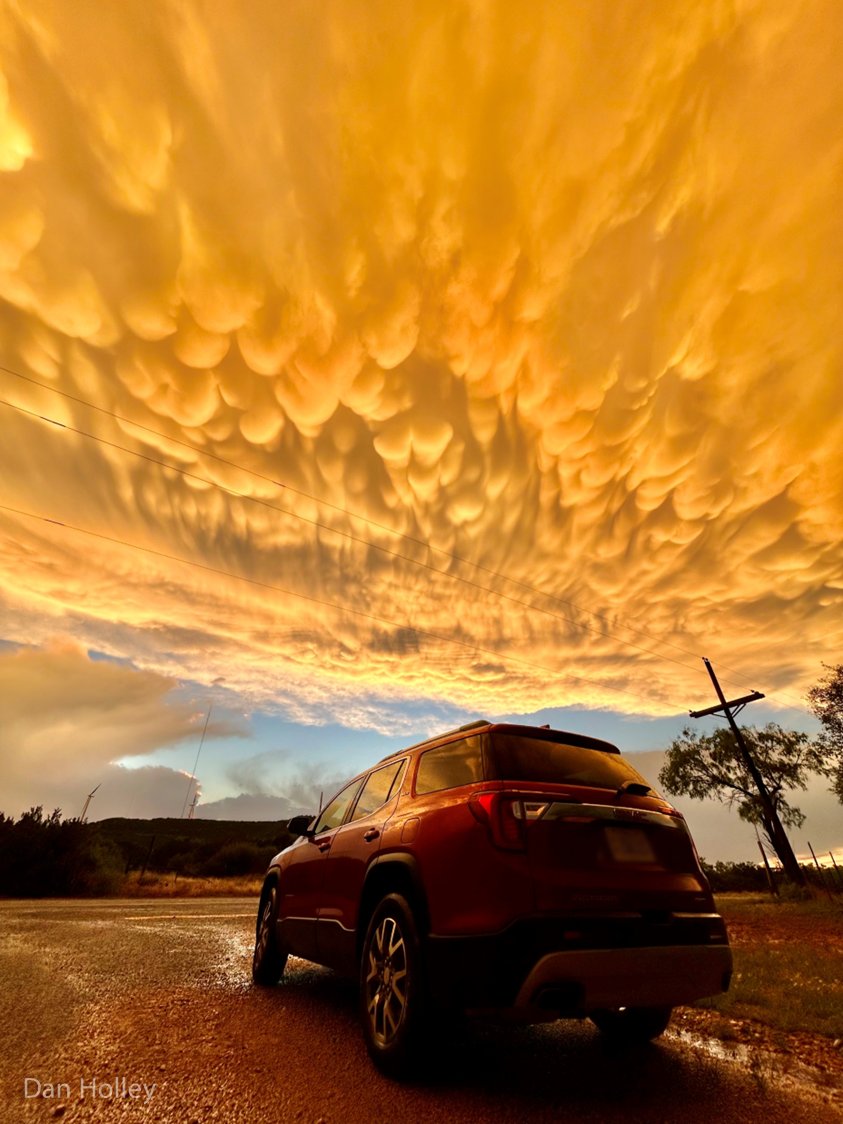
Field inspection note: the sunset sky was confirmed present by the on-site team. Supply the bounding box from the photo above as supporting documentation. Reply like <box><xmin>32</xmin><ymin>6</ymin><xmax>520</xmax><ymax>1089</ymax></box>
<box><xmin>1</xmin><ymin>2</ymin><xmax>841</xmax><ymax>862</ymax></box>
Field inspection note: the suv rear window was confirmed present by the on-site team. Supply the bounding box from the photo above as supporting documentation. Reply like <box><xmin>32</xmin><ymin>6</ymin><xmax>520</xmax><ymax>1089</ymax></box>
<box><xmin>488</xmin><ymin>733</ymin><xmax>653</xmax><ymax>791</ymax></box>
<box><xmin>415</xmin><ymin>736</ymin><xmax>483</xmax><ymax>794</ymax></box>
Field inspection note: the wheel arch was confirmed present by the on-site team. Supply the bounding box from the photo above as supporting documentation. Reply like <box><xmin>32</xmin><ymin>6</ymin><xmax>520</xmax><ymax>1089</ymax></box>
<box><xmin>357</xmin><ymin>853</ymin><xmax>430</xmax><ymax>958</ymax></box>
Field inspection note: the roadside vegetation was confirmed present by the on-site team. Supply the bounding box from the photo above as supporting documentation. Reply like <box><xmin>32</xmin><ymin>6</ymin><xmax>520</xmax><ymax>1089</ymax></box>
<box><xmin>699</xmin><ymin>894</ymin><xmax>843</xmax><ymax>1041</ymax></box>
<box><xmin>120</xmin><ymin>871</ymin><xmax>264</xmax><ymax>897</ymax></box>
<box><xmin>0</xmin><ymin>807</ymin><xmax>124</xmax><ymax>896</ymax></box>
<box><xmin>0</xmin><ymin>807</ymin><xmax>293</xmax><ymax>897</ymax></box>
<box><xmin>700</xmin><ymin>858</ymin><xmax>842</xmax><ymax>895</ymax></box>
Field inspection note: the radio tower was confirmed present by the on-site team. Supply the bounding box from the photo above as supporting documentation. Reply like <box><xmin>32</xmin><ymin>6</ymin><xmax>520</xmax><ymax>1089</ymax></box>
<box><xmin>181</xmin><ymin>706</ymin><xmax>211</xmax><ymax>818</ymax></box>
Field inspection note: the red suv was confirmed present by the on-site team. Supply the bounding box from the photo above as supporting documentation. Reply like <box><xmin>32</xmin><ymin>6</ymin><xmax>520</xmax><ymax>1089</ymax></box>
<box><xmin>252</xmin><ymin>721</ymin><xmax>731</xmax><ymax>1075</ymax></box>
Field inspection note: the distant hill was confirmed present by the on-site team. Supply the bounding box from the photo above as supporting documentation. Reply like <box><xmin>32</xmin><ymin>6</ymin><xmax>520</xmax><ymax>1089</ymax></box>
<box><xmin>94</xmin><ymin>816</ymin><xmax>291</xmax><ymax>844</ymax></box>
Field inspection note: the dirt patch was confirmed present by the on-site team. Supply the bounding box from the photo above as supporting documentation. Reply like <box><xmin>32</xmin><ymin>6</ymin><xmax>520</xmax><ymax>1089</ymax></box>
<box><xmin>724</xmin><ymin>911</ymin><xmax>843</xmax><ymax>957</ymax></box>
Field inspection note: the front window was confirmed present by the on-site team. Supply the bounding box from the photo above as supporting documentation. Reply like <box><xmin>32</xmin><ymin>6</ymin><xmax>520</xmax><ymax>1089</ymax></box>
<box><xmin>312</xmin><ymin>778</ymin><xmax>364</xmax><ymax>833</ymax></box>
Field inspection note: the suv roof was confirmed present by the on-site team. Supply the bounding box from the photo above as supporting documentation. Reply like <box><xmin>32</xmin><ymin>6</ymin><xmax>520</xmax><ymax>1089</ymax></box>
<box><xmin>376</xmin><ymin>720</ymin><xmax>620</xmax><ymax>764</ymax></box>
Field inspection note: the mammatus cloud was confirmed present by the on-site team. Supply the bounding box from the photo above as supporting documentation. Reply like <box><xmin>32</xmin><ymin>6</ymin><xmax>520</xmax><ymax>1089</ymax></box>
<box><xmin>0</xmin><ymin>2</ymin><xmax>841</xmax><ymax>729</ymax></box>
<box><xmin>0</xmin><ymin>639</ymin><xmax>240</xmax><ymax>818</ymax></box>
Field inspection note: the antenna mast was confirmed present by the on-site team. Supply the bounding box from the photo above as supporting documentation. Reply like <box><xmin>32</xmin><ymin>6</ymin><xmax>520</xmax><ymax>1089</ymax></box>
<box><xmin>181</xmin><ymin>706</ymin><xmax>211</xmax><ymax>818</ymax></box>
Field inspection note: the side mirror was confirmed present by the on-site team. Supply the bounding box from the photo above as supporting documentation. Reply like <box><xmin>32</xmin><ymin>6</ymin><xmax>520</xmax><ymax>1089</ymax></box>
<box><xmin>287</xmin><ymin>814</ymin><xmax>315</xmax><ymax>837</ymax></box>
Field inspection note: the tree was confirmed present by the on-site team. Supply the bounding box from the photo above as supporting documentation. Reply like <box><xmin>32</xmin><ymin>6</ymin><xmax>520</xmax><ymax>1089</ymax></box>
<box><xmin>807</xmin><ymin>664</ymin><xmax>843</xmax><ymax>801</ymax></box>
<box><xmin>658</xmin><ymin>723</ymin><xmax>827</xmax><ymax>874</ymax></box>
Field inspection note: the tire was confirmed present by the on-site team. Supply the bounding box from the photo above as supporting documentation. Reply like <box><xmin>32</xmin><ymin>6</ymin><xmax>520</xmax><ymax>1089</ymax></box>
<box><xmin>252</xmin><ymin>881</ymin><xmax>289</xmax><ymax>985</ymax></box>
<box><xmin>589</xmin><ymin>1005</ymin><xmax>673</xmax><ymax>1044</ymax></box>
<box><xmin>359</xmin><ymin>892</ymin><xmax>427</xmax><ymax>1077</ymax></box>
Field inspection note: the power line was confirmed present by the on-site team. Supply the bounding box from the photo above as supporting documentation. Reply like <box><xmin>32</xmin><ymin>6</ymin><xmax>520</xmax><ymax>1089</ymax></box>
<box><xmin>0</xmin><ymin>363</ymin><xmax>811</xmax><ymax>713</ymax></box>
<box><xmin>0</xmin><ymin>501</ymin><xmax>674</xmax><ymax>713</ymax></box>
<box><xmin>0</xmin><ymin>394</ymin><xmax>713</xmax><ymax>680</ymax></box>
<box><xmin>0</xmin><ymin>365</ymin><xmax>752</xmax><ymax>672</ymax></box>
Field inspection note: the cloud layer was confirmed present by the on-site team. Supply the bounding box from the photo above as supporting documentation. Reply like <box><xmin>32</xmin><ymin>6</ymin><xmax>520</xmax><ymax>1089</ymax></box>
<box><xmin>0</xmin><ymin>639</ymin><xmax>237</xmax><ymax>818</ymax></box>
<box><xmin>0</xmin><ymin>2</ymin><xmax>841</xmax><ymax>725</ymax></box>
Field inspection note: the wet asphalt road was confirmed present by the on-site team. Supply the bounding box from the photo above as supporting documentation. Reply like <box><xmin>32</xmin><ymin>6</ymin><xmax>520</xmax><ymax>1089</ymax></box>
<box><xmin>0</xmin><ymin>898</ymin><xmax>839</xmax><ymax>1124</ymax></box>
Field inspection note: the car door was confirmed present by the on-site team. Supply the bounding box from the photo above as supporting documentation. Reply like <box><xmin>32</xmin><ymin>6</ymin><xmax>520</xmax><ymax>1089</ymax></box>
<box><xmin>278</xmin><ymin>777</ymin><xmax>364</xmax><ymax>962</ymax></box>
<box><xmin>315</xmin><ymin>759</ymin><xmax>406</xmax><ymax>973</ymax></box>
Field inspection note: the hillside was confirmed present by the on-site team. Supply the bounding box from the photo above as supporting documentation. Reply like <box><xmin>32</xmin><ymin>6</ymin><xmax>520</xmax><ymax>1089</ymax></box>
<box><xmin>92</xmin><ymin>817</ymin><xmax>295</xmax><ymax>877</ymax></box>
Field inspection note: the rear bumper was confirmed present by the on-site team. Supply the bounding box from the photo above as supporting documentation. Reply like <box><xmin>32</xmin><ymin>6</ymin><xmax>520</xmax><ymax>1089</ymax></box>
<box><xmin>426</xmin><ymin>914</ymin><xmax>732</xmax><ymax>1013</ymax></box>
<box><xmin>514</xmin><ymin>944</ymin><xmax>733</xmax><ymax>1010</ymax></box>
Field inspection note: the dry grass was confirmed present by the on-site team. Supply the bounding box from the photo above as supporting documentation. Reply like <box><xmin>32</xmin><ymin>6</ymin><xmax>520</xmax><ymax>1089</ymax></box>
<box><xmin>120</xmin><ymin>872</ymin><xmax>263</xmax><ymax>898</ymax></box>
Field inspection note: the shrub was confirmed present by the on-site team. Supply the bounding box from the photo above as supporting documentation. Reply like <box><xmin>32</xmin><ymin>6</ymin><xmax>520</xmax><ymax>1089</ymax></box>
<box><xmin>0</xmin><ymin>807</ymin><xmax>122</xmax><ymax>897</ymax></box>
<box><xmin>198</xmin><ymin>841</ymin><xmax>270</xmax><ymax>878</ymax></box>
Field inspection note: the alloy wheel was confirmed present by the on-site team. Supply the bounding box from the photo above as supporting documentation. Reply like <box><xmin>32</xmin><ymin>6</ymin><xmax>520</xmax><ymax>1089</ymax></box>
<box><xmin>364</xmin><ymin>915</ymin><xmax>408</xmax><ymax>1046</ymax></box>
<box><xmin>257</xmin><ymin>888</ymin><xmax>275</xmax><ymax>956</ymax></box>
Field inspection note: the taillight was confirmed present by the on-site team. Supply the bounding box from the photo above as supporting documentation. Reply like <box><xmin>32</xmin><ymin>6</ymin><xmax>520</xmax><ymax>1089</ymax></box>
<box><xmin>469</xmin><ymin>793</ymin><xmax>548</xmax><ymax>851</ymax></box>
<box><xmin>670</xmin><ymin>810</ymin><xmax>704</xmax><ymax>869</ymax></box>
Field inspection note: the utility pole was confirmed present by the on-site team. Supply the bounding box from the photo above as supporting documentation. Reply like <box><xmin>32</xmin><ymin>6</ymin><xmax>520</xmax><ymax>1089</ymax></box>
<box><xmin>690</xmin><ymin>657</ymin><xmax>805</xmax><ymax>886</ymax></box>
<box><xmin>753</xmin><ymin>823</ymin><xmax>778</xmax><ymax>897</ymax></box>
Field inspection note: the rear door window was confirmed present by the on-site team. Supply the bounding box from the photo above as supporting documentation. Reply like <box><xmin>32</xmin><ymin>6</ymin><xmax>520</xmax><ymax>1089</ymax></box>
<box><xmin>488</xmin><ymin>734</ymin><xmax>654</xmax><ymax>791</ymax></box>
<box><xmin>414</xmin><ymin>736</ymin><xmax>484</xmax><ymax>795</ymax></box>
<box><xmin>350</xmin><ymin>759</ymin><xmax>405</xmax><ymax>821</ymax></box>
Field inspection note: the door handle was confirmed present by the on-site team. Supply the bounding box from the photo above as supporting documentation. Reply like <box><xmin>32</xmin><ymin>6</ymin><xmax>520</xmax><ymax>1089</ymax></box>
<box><xmin>363</xmin><ymin>828</ymin><xmax>380</xmax><ymax>843</ymax></box>
<box><xmin>318</xmin><ymin>840</ymin><xmax>332</xmax><ymax>852</ymax></box>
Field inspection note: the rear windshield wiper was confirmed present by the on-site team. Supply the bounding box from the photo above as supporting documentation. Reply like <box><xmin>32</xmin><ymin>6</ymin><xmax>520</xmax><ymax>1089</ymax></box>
<box><xmin>615</xmin><ymin>780</ymin><xmax>653</xmax><ymax>798</ymax></box>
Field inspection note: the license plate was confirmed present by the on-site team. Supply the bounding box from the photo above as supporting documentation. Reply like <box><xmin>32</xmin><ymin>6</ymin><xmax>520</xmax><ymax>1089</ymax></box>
<box><xmin>605</xmin><ymin>826</ymin><xmax>656</xmax><ymax>863</ymax></box>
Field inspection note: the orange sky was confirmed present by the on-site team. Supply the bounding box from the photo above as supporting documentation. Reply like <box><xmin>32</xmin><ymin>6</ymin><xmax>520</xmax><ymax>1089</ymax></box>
<box><xmin>0</xmin><ymin>0</ymin><xmax>842</xmax><ymax>743</ymax></box>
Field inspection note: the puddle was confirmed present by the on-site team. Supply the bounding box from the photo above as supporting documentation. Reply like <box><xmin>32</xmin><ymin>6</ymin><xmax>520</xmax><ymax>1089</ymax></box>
<box><xmin>670</xmin><ymin>1028</ymin><xmax>752</xmax><ymax>1064</ymax></box>
<box><xmin>669</xmin><ymin>1027</ymin><xmax>842</xmax><ymax>1107</ymax></box>
<box><xmin>211</xmin><ymin>927</ymin><xmax>257</xmax><ymax>989</ymax></box>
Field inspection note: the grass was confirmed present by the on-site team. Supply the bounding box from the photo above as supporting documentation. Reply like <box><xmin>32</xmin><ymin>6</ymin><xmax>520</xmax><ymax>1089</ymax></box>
<box><xmin>695</xmin><ymin>892</ymin><xmax>843</xmax><ymax>1039</ymax></box>
<box><xmin>704</xmin><ymin>945</ymin><xmax>843</xmax><ymax>1038</ymax></box>
<box><xmin>716</xmin><ymin>890</ymin><xmax>843</xmax><ymax>918</ymax></box>
<box><xmin>120</xmin><ymin>872</ymin><xmax>264</xmax><ymax>897</ymax></box>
